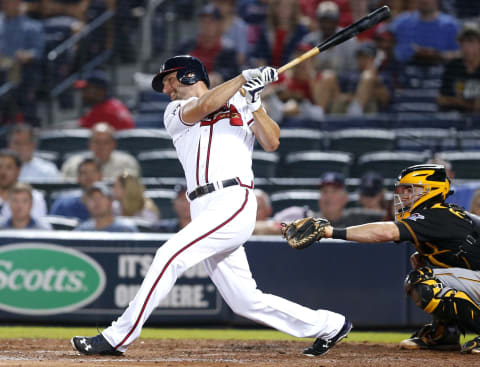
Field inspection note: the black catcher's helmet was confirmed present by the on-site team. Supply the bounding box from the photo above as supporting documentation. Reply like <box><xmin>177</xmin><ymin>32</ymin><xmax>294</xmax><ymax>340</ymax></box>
<box><xmin>152</xmin><ymin>55</ymin><xmax>210</xmax><ymax>92</ymax></box>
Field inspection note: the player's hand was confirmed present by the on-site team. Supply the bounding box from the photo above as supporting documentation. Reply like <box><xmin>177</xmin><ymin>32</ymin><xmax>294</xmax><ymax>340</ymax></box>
<box><xmin>242</xmin><ymin>67</ymin><xmax>278</xmax><ymax>85</ymax></box>
<box><xmin>410</xmin><ymin>251</ymin><xmax>427</xmax><ymax>270</ymax></box>
<box><xmin>243</xmin><ymin>77</ymin><xmax>264</xmax><ymax>112</ymax></box>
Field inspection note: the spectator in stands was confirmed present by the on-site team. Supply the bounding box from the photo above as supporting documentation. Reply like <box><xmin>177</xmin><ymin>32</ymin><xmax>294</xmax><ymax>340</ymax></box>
<box><xmin>358</xmin><ymin>171</ymin><xmax>392</xmax><ymax>220</ymax></box>
<box><xmin>301</xmin><ymin>1</ymin><xmax>358</xmax><ymax>73</ymax></box>
<box><xmin>50</xmin><ymin>157</ymin><xmax>102</xmax><ymax>221</ymax></box>
<box><xmin>0</xmin><ymin>150</ymin><xmax>47</xmax><ymax>219</ymax></box>
<box><xmin>176</xmin><ymin>4</ymin><xmax>239</xmax><ymax>86</ymax></box>
<box><xmin>373</xmin><ymin>24</ymin><xmax>401</xmax><ymax>88</ymax></box>
<box><xmin>7</xmin><ymin>124</ymin><xmax>61</xmax><ymax>181</ymax></box>
<box><xmin>213</xmin><ymin>0</ymin><xmax>249</xmax><ymax>66</ymax></box>
<box><xmin>237</xmin><ymin>0</ymin><xmax>269</xmax><ymax>54</ymax></box>
<box><xmin>0</xmin><ymin>0</ymin><xmax>45</xmax><ymax>124</ymax></box>
<box><xmin>112</xmin><ymin>172</ymin><xmax>160</xmax><ymax>223</ymax></box>
<box><xmin>249</xmin><ymin>0</ymin><xmax>309</xmax><ymax>68</ymax></box>
<box><xmin>75</xmin><ymin>182</ymin><xmax>138</xmax><ymax>232</ymax></box>
<box><xmin>61</xmin><ymin>122</ymin><xmax>140</xmax><ymax>179</ymax></box>
<box><xmin>74</xmin><ymin>70</ymin><xmax>135</xmax><ymax>130</ymax></box>
<box><xmin>320</xmin><ymin>42</ymin><xmax>391</xmax><ymax>115</ymax></box>
<box><xmin>0</xmin><ymin>182</ymin><xmax>51</xmax><ymax>230</ymax></box>
<box><xmin>389</xmin><ymin>0</ymin><xmax>459</xmax><ymax>65</ymax></box>
<box><xmin>253</xmin><ymin>188</ymin><xmax>282</xmax><ymax>235</ymax></box>
<box><xmin>316</xmin><ymin>171</ymin><xmax>384</xmax><ymax>227</ymax></box>
<box><xmin>154</xmin><ymin>184</ymin><xmax>191</xmax><ymax>233</ymax></box>
<box><xmin>437</xmin><ymin>23</ymin><xmax>480</xmax><ymax>113</ymax></box>
<box><xmin>470</xmin><ymin>189</ymin><xmax>480</xmax><ymax>216</ymax></box>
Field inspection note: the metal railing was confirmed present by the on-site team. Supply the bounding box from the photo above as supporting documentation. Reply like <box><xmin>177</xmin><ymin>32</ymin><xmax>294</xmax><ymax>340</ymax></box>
<box><xmin>45</xmin><ymin>10</ymin><xmax>115</xmax><ymax>124</ymax></box>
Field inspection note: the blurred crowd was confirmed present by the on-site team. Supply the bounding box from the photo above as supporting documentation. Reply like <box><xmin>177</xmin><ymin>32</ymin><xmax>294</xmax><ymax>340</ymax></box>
<box><xmin>1</xmin><ymin>0</ymin><xmax>480</xmax><ymax>126</ymax></box>
<box><xmin>0</xmin><ymin>0</ymin><xmax>480</xmax><ymax>234</ymax></box>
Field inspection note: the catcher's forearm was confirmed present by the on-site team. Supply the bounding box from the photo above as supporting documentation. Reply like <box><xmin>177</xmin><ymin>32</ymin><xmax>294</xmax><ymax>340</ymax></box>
<box><xmin>330</xmin><ymin>222</ymin><xmax>400</xmax><ymax>242</ymax></box>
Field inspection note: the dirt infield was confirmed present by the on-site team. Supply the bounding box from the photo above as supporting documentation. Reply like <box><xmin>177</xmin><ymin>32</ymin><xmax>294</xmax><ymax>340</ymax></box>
<box><xmin>0</xmin><ymin>338</ymin><xmax>478</xmax><ymax>367</ymax></box>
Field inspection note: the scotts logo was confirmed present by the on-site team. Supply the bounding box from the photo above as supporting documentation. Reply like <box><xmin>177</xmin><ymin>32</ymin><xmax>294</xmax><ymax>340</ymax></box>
<box><xmin>0</xmin><ymin>243</ymin><xmax>106</xmax><ymax>315</ymax></box>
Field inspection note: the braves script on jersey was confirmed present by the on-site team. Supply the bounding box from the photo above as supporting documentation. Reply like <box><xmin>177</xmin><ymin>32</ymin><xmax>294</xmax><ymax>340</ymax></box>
<box><xmin>99</xmin><ymin>91</ymin><xmax>346</xmax><ymax>353</ymax></box>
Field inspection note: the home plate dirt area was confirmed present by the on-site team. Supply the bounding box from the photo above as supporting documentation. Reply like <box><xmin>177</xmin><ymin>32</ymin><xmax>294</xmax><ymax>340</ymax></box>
<box><xmin>0</xmin><ymin>338</ymin><xmax>478</xmax><ymax>367</ymax></box>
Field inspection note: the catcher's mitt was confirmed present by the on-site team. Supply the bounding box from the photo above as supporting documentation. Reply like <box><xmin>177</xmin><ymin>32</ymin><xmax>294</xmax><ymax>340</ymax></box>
<box><xmin>281</xmin><ymin>217</ymin><xmax>330</xmax><ymax>250</ymax></box>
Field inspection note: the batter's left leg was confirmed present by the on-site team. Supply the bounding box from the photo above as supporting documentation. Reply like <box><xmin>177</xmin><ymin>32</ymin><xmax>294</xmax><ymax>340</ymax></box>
<box><xmin>203</xmin><ymin>245</ymin><xmax>346</xmax><ymax>340</ymax></box>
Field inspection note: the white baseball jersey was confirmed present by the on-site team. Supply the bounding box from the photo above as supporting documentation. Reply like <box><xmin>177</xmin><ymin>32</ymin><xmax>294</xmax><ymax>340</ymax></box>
<box><xmin>102</xmin><ymin>90</ymin><xmax>345</xmax><ymax>353</ymax></box>
<box><xmin>164</xmin><ymin>93</ymin><xmax>255</xmax><ymax>193</ymax></box>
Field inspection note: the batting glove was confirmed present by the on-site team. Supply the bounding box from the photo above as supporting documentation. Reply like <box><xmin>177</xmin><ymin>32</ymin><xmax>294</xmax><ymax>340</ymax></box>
<box><xmin>243</xmin><ymin>77</ymin><xmax>264</xmax><ymax>112</ymax></box>
<box><xmin>242</xmin><ymin>66</ymin><xmax>278</xmax><ymax>85</ymax></box>
<box><xmin>260</xmin><ymin>66</ymin><xmax>278</xmax><ymax>85</ymax></box>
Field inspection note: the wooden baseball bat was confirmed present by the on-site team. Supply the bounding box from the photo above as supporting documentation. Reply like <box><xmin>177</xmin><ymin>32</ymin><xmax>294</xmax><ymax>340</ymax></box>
<box><xmin>241</xmin><ymin>5</ymin><xmax>391</xmax><ymax>96</ymax></box>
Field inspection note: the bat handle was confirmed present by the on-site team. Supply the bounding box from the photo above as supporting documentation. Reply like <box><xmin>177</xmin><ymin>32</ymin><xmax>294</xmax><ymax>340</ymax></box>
<box><xmin>240</xmin><ymin>48</ymin><xmax>320</xmax><ymax>97</ymax></box>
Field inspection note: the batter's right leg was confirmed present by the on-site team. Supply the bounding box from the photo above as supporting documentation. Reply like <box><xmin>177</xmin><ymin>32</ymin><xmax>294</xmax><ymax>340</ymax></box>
<box><xmin>203</xmin><ymin>246</ymin><xmax>351</xmax><ymax>355</ymax></box>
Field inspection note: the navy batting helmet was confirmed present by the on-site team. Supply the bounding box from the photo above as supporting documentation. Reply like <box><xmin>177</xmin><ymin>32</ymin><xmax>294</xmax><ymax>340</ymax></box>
<box><xmin>152</xmin><ymin>55</ymin><xmax>210</xmax><ymax>92</ymax></box>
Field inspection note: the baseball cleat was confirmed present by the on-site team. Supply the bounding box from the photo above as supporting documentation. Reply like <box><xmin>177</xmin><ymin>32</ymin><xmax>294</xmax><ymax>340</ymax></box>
<box><xmin>461</xmin><ymin>336</ymin><xmax>480</xmax><ymax>354</ymax></box>
<box><xmin>303</xmin><ymin>319</ymin><xmax>353</xmax><ymax>357</ymax></box>
<box><xmin>71</xmin><ymin>333</ymin><xmax>123</xmax><ymax>356</ymax></box>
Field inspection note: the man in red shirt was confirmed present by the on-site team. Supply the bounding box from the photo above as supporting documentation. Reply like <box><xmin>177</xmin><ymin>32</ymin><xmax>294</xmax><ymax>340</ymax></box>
<box><xmin>75</xmin><ymin>70</ymin><xmax>135</xmax><ymax>130</ymax></box>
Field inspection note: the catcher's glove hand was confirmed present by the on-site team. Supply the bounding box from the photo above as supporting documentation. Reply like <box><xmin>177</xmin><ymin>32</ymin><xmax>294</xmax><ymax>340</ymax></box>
<box><xmin>281</xmin><ymin>217</ymin><xmax>330</xmax><ymax>250</ymax></box>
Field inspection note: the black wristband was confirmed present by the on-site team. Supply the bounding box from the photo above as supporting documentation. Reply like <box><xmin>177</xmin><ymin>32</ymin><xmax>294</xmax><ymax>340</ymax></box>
<box><xmin>332</xmin><ymin>228</ymin><xmax>347</xmax><ymax>240</ymax></box>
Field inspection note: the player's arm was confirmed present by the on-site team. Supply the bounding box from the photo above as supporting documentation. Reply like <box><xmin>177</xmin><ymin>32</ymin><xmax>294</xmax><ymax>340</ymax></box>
<box><xmin>182</xmin><ymin>67</ymin><xmax>278</xmax><ymax>124</ymax></box>
<box><xmin>323</xmin><ymin>221</ymin><xmax>400</xmax><ymax>242</ymax></box>
<box><xmin>182</xmin><ymin>75</ymin><xmax>247</xmax><ymax>124</ymax></box>
<box><xmin>250</xmin><ymin>108</ymin><xmax>280</xmax><ymax>152</ymax></box>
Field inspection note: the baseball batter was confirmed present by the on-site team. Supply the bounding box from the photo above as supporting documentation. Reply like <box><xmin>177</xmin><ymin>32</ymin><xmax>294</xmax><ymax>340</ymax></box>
<box><xmin>283</xmin><ymin>164</ymin><xmax>480</xmax><ymax>354</ymax></box>
<box><xmin>71</xmin><ymin>55</ymin><xmax>351</xmax><ymax>357</ymax></box>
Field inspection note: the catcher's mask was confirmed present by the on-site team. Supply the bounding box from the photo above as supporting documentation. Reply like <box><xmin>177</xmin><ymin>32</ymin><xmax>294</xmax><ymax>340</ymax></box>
<box><xmin>152</xmin><ymin>55</ymin><xmax>210</xmax><ymax>92</ymax></box>
<box><xmin>394</xmin><ymin>164</ymin><xmax>452</xmax><ymax>220</ymax></box>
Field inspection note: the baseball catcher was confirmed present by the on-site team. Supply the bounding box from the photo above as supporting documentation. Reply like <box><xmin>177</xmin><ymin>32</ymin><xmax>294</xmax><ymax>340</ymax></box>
<box><xmin>283</xmin><ymin>164</ymin><xmax>480</xmax><ymax>354</ymax></box>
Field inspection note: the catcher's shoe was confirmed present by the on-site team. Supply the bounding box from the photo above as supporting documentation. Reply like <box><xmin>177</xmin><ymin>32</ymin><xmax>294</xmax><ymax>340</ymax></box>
<box><xmin>303</xmin><ymin>319</ymin><xmax>353</xmax><ymax>357</ymax></box>
<box><xmin>71</xmin><ymin>333</ymin><xmax>123</xmax><ymax>356</ymax></box>
<box><xmin>461</xmin><ymin>336</ymin><xmax>480</xmax><ymax>354</ymax></box>
<box><xmin>399</xmin><ymin>323</ymin><xmax>461</xmax><ymax>351</ymax></box>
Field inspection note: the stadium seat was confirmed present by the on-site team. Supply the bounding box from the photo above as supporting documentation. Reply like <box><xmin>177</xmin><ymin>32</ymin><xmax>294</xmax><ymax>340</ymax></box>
<box><xmin>391</xmin><ymin>88</ymin><xmax>439</xmax><ymax>113</ymax></box>
<box><xmin>137</xmin><ymin>91</ymin><xmax>170</xmax><ymax>113</ymax></box>
<box><xmin>134</xmin><ymin>112</ymin><xmax>165</xmax><ymax>128</ymax></box>
<box><xmin>138</xmin><ymin>150</ymin><xmax>183</xmax><ymax>177</ymax></box>
<box><xmin>322</xmin><ymin>114</ymin><xmax>392</xmax><ymax>130</ymax></box>
<box><xmin>393</xmin><ymin>112</ymin><xmax>465</xmax><ymax>129</ymax></box>
<box><xmin>43</xmin><ymin>215</ymin><xmax>79</xmax><ymax>230</ymax></box>
<box><xmin>116</xmin><ymin>129</ymin><xmax>173</xmax><ymax>154</ymax></box>
<box><xmin>270</xmin><ymin>190</ymin><xmax>319</xmax><ymax>213</ymax></box>
<box><xmin>252</xmin><ymin>151</ymin><xmax>279</xmax><ymax>178</ymax></box>
<box><xmin>145</xmin><ymin>189</ymin><xmax>177</xmax><ymax>219</ymax></box>
<box><xmin>38</xmin><ymin>129</ymin><xmax>90</xmax><ymax>155</ymax></box>
<box><xmin>35</xmin><ymin>150</ymin><xmax>61</xmax><ymax>169</ymax></box>
<box><xmin>328</xmin><ymin>129</ymin><xmax>395</xmax><ymax>158</ymax></box>
<box><xmin>118</xmin><ymin>216</ymin><xmax>155</xmax><ymax>232</ymax></box>
<box><xmin>394</xmin><ymin>128</ymin><xmax>457</xmax><ymax>152</ymax></box>
<box><xmin>391</xmin><ymin>64</ymin><xmax>443</xmax><ymax>114</ymax></box>
<box><xmin>282</xmin><ymin>151</ymin><xmax>352</xmax><ymax>178</ymax></box>
<box><xmin>278</xmin><ymin>128</ymin><xmax>324</xmax><ymax>156</ymax></box>
<box><xmin>437</xmin><ymin>151</ymin><xmax>480</xmax><ymax>179</ymax></box>
<box><xmin>355</xmin><ymin>151</ymin><xmax>430</xmax><ymax>178</ymax></box>
<box><xmin>458</xmin><ymin>130</ymin><xmax>480</xmax><ymax>151</ymax></box>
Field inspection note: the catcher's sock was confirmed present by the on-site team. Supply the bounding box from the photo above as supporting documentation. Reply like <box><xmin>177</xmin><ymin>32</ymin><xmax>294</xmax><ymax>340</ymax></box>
<box><xmin>303</xmin><ymin>319</ymin><xmax>353</xmax><ymax>357</ymax></box>
<box><xmin>71</xmin><ymin>333</ymin><xmax>123</xmax><ymax>356</ymax></box>
<box><xmin>461</xmin><ymin>336</ymin><xmax>480</xmax><ymax>354</ymax></box>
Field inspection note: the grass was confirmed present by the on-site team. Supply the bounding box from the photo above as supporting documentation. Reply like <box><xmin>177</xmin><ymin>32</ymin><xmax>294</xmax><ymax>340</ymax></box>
<box><xmin>0</xmin><ymin>326</ymin><xmax>474</xmax><ymax>344</ymax></box>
